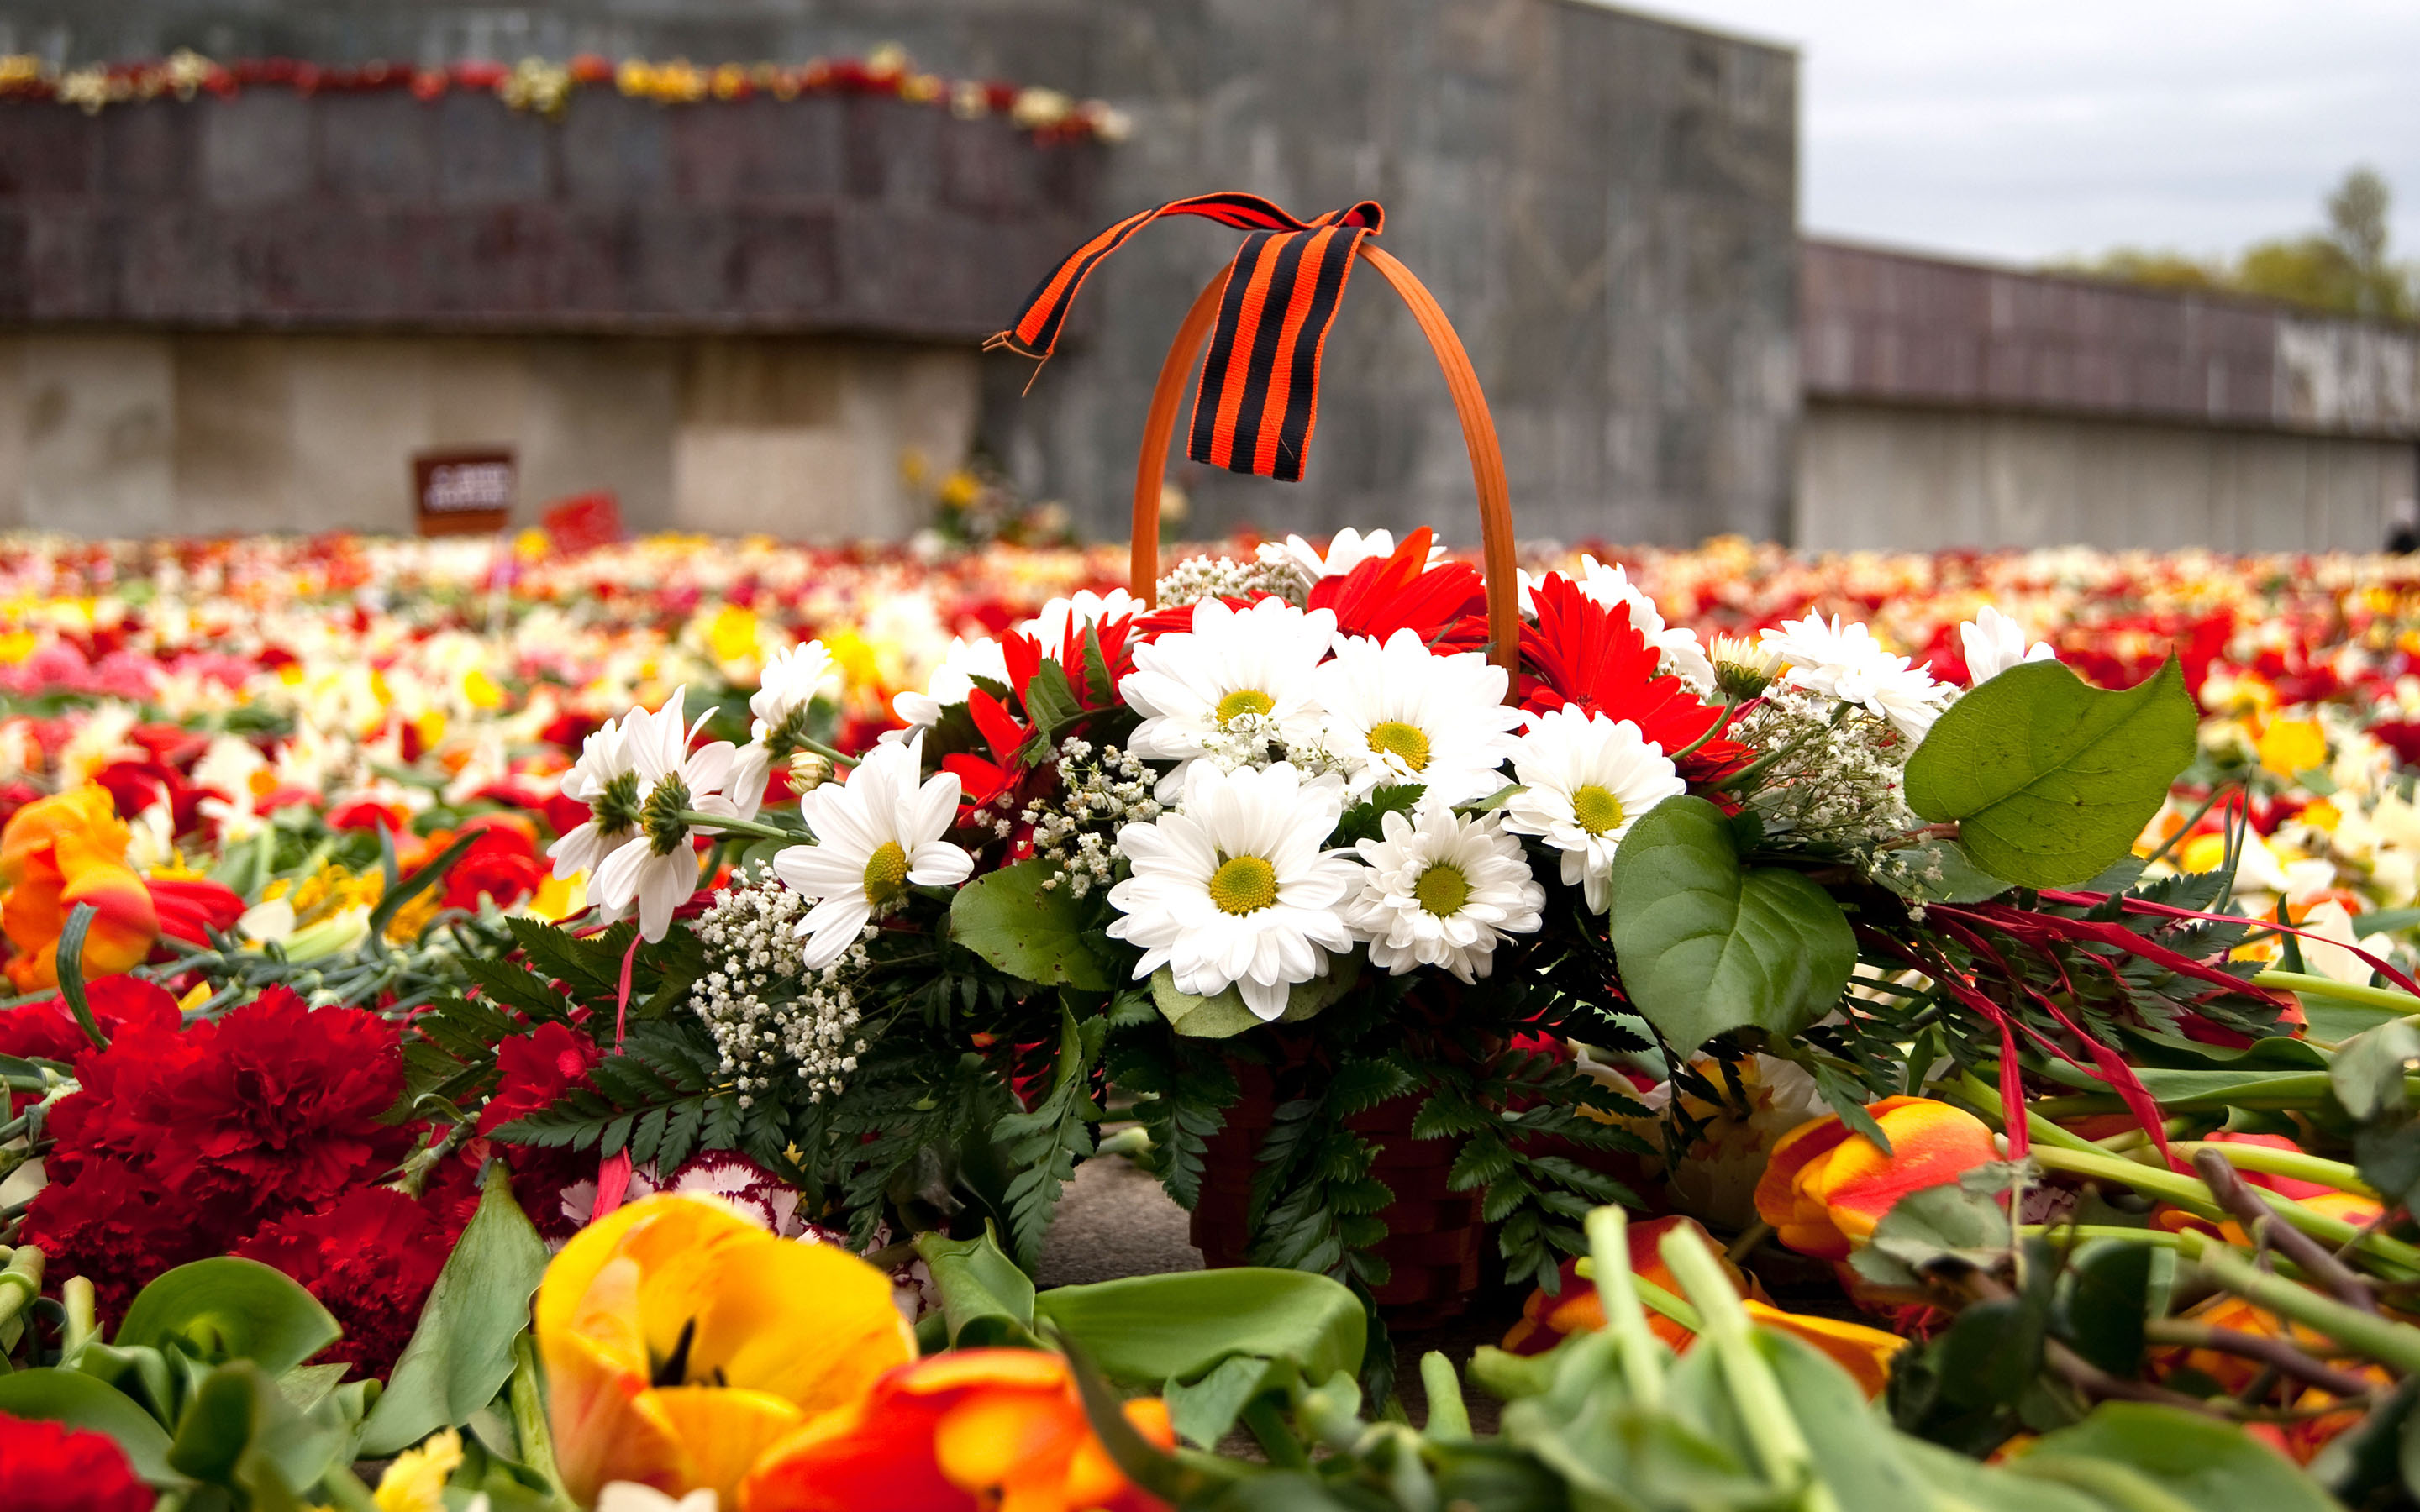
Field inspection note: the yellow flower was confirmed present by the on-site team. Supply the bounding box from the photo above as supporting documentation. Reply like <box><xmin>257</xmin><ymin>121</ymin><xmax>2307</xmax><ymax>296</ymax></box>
<box><xmin>539</xmin><ymin>1193</ymin><xmax>916</xmax><ymax>1507</ymax></box>
<box><xmin>2259</xmin><ymin>716</ymin><xmax>2328</xmax><ymax>778</ymax></box>
<box><xmin>375</xmin><ymin>1427</ymin><xmax>463</xmax><ymax>1512</ymax></box>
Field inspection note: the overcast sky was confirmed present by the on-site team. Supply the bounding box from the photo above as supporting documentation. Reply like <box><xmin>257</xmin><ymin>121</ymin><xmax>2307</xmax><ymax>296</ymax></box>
<box><xmin>1639</xmin><ymin>0</ymin><xmax>2420</xmax><ymax>269</ymax></box>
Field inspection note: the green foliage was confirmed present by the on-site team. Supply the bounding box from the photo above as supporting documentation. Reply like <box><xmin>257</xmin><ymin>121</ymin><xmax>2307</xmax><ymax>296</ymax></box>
<box><xmin>1108</xmin><ymin>1030</ymin><xmax>1239</xmax><ymax>1210</ymax></box>
<box><xmin>357</xmin><ymin>1163</ymin><xmax>550</xmax><ymax>1457</ymax></box>
<box><xmin>1152</xmin><ymin>955</ymin><xmax>1361</xmax><ymax>1038</ymax></box>
<box><xmin>915</xmin><ymin>1228</ymin><xmax>1040</xmax><ymax>1348</ymax></box>
<box><xmin>1906</xmin><ymin>657</ymin><xmax>2199</xmax><ymax>889</ymax></box>
<box><xmin>950</xmin><ymin>858</ymin><xmax>1114</xmax><ymax>990</ymax></box>
<box><xmin>1330</xmin><ymin>785</ymin><xmax>1425</xmax><ymax>849</ymax></box>
<box><xmin>1607</xmin><ymin>795</ymin><xmax>1858</xmax><ymax>1054</ymax></box>
<box><xmin>113</xmin><ymin>1260</ymin><xmax>339</xmax><ymax>1378</ymax></box>
<box><xmin>990</xmin><ymin>1002</ymin><xmax>1108</xmax><ymax>1271</ymax></box>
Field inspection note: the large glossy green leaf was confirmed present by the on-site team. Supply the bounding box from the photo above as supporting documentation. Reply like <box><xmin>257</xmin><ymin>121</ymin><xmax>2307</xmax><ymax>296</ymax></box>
<box><xmin>1904</xmin><ymin>657</ymin><xmax>2197</xmax><ymax>889</ymax></box>
<box><xmin>1034</xmin><ymin>1268</ymin><xmax>1365</xmax><ymax>1389</ymax></box>
<box><xmin>916</xmin><ymin>1229</ymin><xmax>1038</xmax><ymax>1348</ymax></box>
<box><xmin>2015</xmin><ymin>1402</ymin><xmax>2340</xmax><ymax>1511</ymax></box>
<box><xmin>1607</xmin><ymin>796</ymin><xmax>1856</xmax><ymax>1054</ymax></box>
<box><xmin>950</xmin><ymin>858</ymin><xmax>1113</xmax><ymax>990</ymax></box>
<box><xmin>114</xmin><ymin>1258</ymin><xmax>339</xmax><ymax>1377</ymax></box>
<box><xmin>357</xmin><ymin>1161</ymin><xmax>550</xmax><ymax>1457</ymax></box>
<box><xmin>0</xmin><ymin>1366</ymin><xmax>183</xmax><ymax>1485</ymax></box>
<box><xmin>1150</xmin><ymin>953</ymin><xmax>1361</xmax><ymax>1038</ymax></box>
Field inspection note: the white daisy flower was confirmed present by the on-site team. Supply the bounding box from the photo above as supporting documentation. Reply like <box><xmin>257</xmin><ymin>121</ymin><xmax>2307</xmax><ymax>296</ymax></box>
<box><xmin>1018</xmin><ymin>589</ymin><xmax>1145</xmax><ymax>662</ymax></box>
<box><xmin>731</xmin><ymin>640</ymin><xmax>841</xmax><ymax>816</ymax></box>
<box><xmin>1502</xmin><ymin>706</ymin><xmax>1687</xmax><ymax>912</ymax></box>
<box><xmin>546</xmin><ymin>713</ymin><xmax>639</xmax><ymax>882</ymax></box>
<box><xmin>1345</xmin><ymin>805</ymin><xmax>1544</xmax><ymax>983</ymax></box>
<box><xmin>1313</xmin><ymin>629</ymin><xmax>1523</xmax><ymax>805</ymax></box>
<box><xmin>772</xmin><ymin>733</ymin><xmax>974</xmax><ymax>970</ymax></box>
<box><xmin>1106</xmin><ymin>761</ymin><xmax>1360</xmax><ymax>1020</ymax></box>
<box><xmin>590</xmin><ymin>687</ymin><xmax>747</xmax><ymax>941</ymax></box>
<box><xmin>1120</xmin><ymin>596</ymin><xmax>1339</xmax><ymax>799</ymax></box>
<box><xmin>1520</xmin><ymin>556</ymin><xmax>1715</xmax><ymax>690</ymax></box>
<box><xmin>1277</xmin><ymin>528</ymin><xmax>1441</xmax><ymax>587</ymax></box>
<box><xmin>892</xmin><ymin>635</ymin><xmax>1012</xmax><ymax>732</ymax></box>
<box><xmin>1959</xmin><ymin>605</ymin><xmax>2057</xmax><ymax>686</ymax></box>
<box><xmin>1760</xmin><ymin>615</ymin><xmax>1948</xmax><ymax>741</ymax></box>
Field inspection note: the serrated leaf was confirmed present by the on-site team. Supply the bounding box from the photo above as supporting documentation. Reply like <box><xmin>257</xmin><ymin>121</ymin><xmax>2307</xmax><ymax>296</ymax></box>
<box><xmin>1608</xmin><ymin>796</ymin><xmax>1858</xmax><ymax>1054</ymax></box>
<box><xmin>1905</xmin><ymin>657</ymin><xmax>2198</xmax><ymax>889</ymax></box>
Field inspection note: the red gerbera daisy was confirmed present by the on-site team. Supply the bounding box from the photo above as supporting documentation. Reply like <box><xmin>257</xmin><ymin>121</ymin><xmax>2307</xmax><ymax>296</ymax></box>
<box><xmin>1518</xmin><ymin>572</ymin><xmax>1749</xmax><ymax>782</ymax></box>
<box><xmin>1306</xmin><ymin>528</ymin><xmax>1490</xmax><ymax>652</ymax></box>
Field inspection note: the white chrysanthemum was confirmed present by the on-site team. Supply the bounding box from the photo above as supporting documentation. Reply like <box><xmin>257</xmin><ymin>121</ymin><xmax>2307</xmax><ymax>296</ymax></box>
<box><xmin>591</xmin><ymin>688</ymin><xmax>745</xmax><ymax>941</ymax></box>
<box><xmin>1760</xmin><ymin>615</ymin><xmax>1948</xmax><ymax>741</ymax></box>
<box><xmin>1018</xmin><ymin>589</ymin><xmax>1144</xmax><ymax>661</ymax></box>
<box><xmin>1520</xmin><ymin>556</ymin><xmax>1715</xmax><ymax>690</ymax></box>
<box><xmin>1106</xmin><ymin>761</ymin><xmax>1360</xmax><ymax>1019</ymax></box>
<box><xmin>1345</xmin><ymin>805</ymin><xmax>1543</xmax><ymax>982</ymax></box>
<box><xmin>892</xmin><ymin>635</ymin><xmax>1011</xmax><ymax>731</ymax></box>
<box><xmin>731</xmin><ymin>640</ymin><xmax>840</xmax><ymax>816</ymax></box>
<box><xmin>546</xmin><ymin>713</ymin><xmax>637</xmax><ymax>881</ymax></box>
<box><xmin>1313</xmin><ymin>629</ymin><xmax>1522</xmax><ymax>805</ymax></box>
<box><xmin>1959</xmin><ymin>606</ymin><xmax>2057</xmax><ymax>685</ymax></box>
<box><xmin>772</xmin><ymin>734</ymin><xmax>973</xmax><ymax>970</ymax></box>
<box><xmin>1502</xmin><ymin>706</ymin><xmax>1686</xmax><ymax>912</ymax></box>
<box><xmin>1121</xmin><ymin>596</ymin><xmax>1338</xmax><ymax>798</ymax></box>
<box><xmin>1277</xmin><ymin>528</ymin><xmax>1441</xmax><ymax>586</ymax></box>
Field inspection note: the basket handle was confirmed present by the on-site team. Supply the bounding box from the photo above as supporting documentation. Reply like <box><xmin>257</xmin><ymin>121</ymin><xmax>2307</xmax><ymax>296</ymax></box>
<box><xmin>1127</xmin><ymin>243</ymin><xmax>1523</xmax><ymax>685</ymax></box>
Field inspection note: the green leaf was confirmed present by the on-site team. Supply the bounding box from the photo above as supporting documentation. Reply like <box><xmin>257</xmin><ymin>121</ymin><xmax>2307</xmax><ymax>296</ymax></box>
<box><xmin>168</xmin><ymin>1359</ymin><xmax>350</xmax><ymax>1506</ymax></box>
<box><xmin>1162</xmin><ymin>1353</ymin><xmax>1289</xmax><ymax>1448</ymax></box>
<box><xmin>357</xmin><ymin>1162</ymin><xmax>550</xmax><ymax>1457</ymax></box>
<box><xmin>2333</xmin><ymin>1021</ymin><xmax>2420</xmax><ymax>1121</ymax></box>
<box><xmin>114</xmin><ymin>1258</ymin><xmax>339</xmax><ymax>1378</ymax></box>
<box><xmin>950</xmin><ymin>858</ymin><xmax>1112</xmax><ymax>990</ymax></box>
<box><xmin>1881</xmin><ymin>837</ymin><xmax>2013</xmax><ymax>905</ymax></box>
<box><xmin>1150</xmin><ymin>954</ymin><xmax>1361</xmax><ymax>1039</ymax></box>
<box><xmin>2016</xmin><ymin>1402</ymin><xmax>2341</xmax><ymax>1512</ymax></box>
<box><xmin>1607</xmin><ymin>796</ymin><xmax>1857</xmax><ymax>1054</ymax></box>
<box><xmin>0</xmin><ymin>1367</ymin><xmax>184</xmax><ymax>1485</ymax></box>
<box><xmin>1332</xmin><ymin>785</ymin><xmax>1425</xmax><ymax>848</ymax></box>
<box><xmin>2060</xmin><ymin>1240</ymin><xmax>2154</xmax><ymax>1378</ymax></box>
<box><xmin>1033</xmin><ymin>1268</ymin><xmax>1365</xmax><ymax>1389</ymax></box>
<box><xmin>1904</xmin><ymin>657</ymin><xmax>2198</xmax><ymax>890</ymax></box>
<box><xmin>915</xmin><ymin>1229</ymin><xmax>1039</xmax><ymax>1348</ymax></box>
<box><xmin>1850</xmin><ymin>1174</ymin><xmax>2016</xmax><ymax>1289</ymax></box>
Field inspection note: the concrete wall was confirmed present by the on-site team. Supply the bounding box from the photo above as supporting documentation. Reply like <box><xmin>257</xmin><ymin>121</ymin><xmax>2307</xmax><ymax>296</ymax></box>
<box><xmin>0</xmin><ymin>0</ymin><xmax>1803</xmax><ymax>548</ymax></box>
<box><xmin>1797</xmin><ymin>402</ymin><xmax>2416</xmax><ymax>554</ymax></box>
<box><xmin>0</xmin><ymin>331</ymin><xmax>977</xmax><ymax>538</ymax></box>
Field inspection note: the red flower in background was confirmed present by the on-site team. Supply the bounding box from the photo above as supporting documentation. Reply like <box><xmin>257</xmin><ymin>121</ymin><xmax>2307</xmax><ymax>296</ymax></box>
<box><xmin>440</xmin><ymin>816</ymin><xmax>546</xmax><ymax>911</ymax></box>
<box><xmin>234</xmin><ymin>1186</ymin><xmax>452</xmax><ymax>1380</ymax></box>
<box><xmin>1519</xmin><ymin>573</ymin><xmax>1749</xmax><ymax>781</ymax></box>
<box><xmin>149</xmin><ymin>875</ymin><xmax>245</xmax><ymax>946</ymax></box>
<box><xmin>1307</xmin><ymin>528</ymin><xmax>1490</xmax><ymax>651</ymax></box>
<box><xmin>0</xmin><ymin>974</ymin><xmax>180</xmax><ymax>1068</ymax></box>
<box><xmin>0</xmin><ymin>1411</ymin><xmax>156</xmax><ymax>1512</ymax></box>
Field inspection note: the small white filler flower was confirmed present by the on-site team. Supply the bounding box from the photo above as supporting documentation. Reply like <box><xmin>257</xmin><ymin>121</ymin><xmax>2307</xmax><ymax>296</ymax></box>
<box><xmin>1760</xmin><ymin>614</ymin><xmax>1947</xmax><ymax>741</ymax></box>
<box><xmin>1345</xmin><ymin>804</ymin><xmax>1544</xmax><ymax>982</ymax></box>
<box><xmin>590</xmin><ymin>687</ymin><xmax>745</xmax><ymax>942</ymax></box>
<box><xmin>773</xmin><ymin>733</ymin><xmax>974</xmax><ymax>970</ymax></box>
<box><xmin>1106</xmin><ymin>761</ymin><xmax>1360</xmax><ymax>1020</ymax></box>
<box><xmin>1958</xmin><ymin>605</ymin><xmax>2057</xmax><ymax>686</ymax></box>
<box><xmin>1313</xmin><ymin>629</ymin><xmax>1523</xmax><ymax>805</ymax></box>
<box><xmin>1502</xmin><ymin>706</ymin><xmax>1686</xmax><ymax>912</ymax></box>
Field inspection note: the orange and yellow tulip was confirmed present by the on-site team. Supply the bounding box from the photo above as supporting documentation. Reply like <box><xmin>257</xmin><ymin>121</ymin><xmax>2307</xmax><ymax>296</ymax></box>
<box><xmin>535</xmin><ymin>1192</ymin><xmax>916</xmax><ymax>1508</ymax></box>
<box><xmin>0</xmin><ymin>787</ymin><xmax>158</xmax><ymax>991</ymax></box>
<box><xmin>739</xmin><ymin>1347</ymin><xmax>1174</xmax><ymax>1512</ymax></box>
<box><xmin>1754</xmin><ymin>1096</ymin><xmax>1999</xmax><ymax>1261</ymax></box>
<box><xmin>1501</xmin><ymin>1215</ymin><xmax>1905</xmax><ymax>1398</ymax></box>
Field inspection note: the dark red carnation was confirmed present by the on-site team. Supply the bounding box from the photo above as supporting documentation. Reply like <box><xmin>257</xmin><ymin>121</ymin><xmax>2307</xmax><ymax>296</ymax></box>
<box><xmin>0</xmin><ymin>1410</ymin><xmax>155</xmax><ymax>1512</ymax></box>
<box><xmin>142</xmin><ymin>990</ymin><xmax>416</xmax><ymax>1223</ymax></box>
<box><xmin>0</xmin><ymin>974</ymin><xmax>180</xmax><ymax>1066</ymax></box>
<box><xmin>18</xmin><ymin>1152</ymin><xmax>218</xmax><ymax>1320</ymax></box>
<box><xmin>480</xmin><ymin>1021</ymin><xmax>604</xmax><ymax>1238</ymax></box>
<box><xmin>234</xmin><ymin>1187</ymin><xmax>450</xmax><ymax>1380</ymax></box>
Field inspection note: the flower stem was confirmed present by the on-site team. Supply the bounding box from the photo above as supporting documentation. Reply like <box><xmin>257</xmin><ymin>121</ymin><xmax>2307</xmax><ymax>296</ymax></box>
<box><xmin>2029</xmin><ymin>1145</ymin><xmax>2420</xmax><ymax>1275</ymax></box>
<box><xmin>673</xmin><ymin>810</ymin><xmax>799</xmax><ymax>843</ymax></box>
<box><xmin>2173</xmin><ymin>1140</ymin><xmax>2375</xmax><ymax>1200</ymax></box>
<box><xmin>1418</xmin><ymin>1351</ymin><xmax>1472</xmax><ymax>1442</ymax></box>
<box><xmin>2174</xmin><ymin>1229</ymin><xmax>2420</xmax><ymax>1375</ymax></box>
<box><xmin>509</xmin><ymin>1330</ymin><xmax>576</xmax><ymax>1510</ymax></box>
<box><xmin>1660</xmin><ymin>1223</ymin><xmax>1839</xmax><ymax>1512</ymax></box>
<box><xmin>60</xmin><ymin>1276</ymin><xmax>95</xmax><ymax>1357</ymax></box>
<box><xmin>1586</xmin><ymin>1206</ymin><xmax>1666</xmax><ymax>1410</ymax></box>
<box><xmin>794</xmin><ymin>736</ymin><xmax>859</xmax><ymax>769</ymax></box>
<box><xmin>2254</xmin><ymin>969</ymin><xmax>2420</xmax><ymax>1015</ymax></box>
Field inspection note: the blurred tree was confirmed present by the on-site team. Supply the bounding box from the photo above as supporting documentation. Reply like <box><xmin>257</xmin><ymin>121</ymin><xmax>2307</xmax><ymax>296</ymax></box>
<box><xmin>2060</xmin><ymin>167</ymin><xmax>2416</xmax><ymax>323</ymax></box>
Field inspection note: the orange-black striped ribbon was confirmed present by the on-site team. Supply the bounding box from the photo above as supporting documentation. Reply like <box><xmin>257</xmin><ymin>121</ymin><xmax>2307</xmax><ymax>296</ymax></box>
<box><xmin>988</xmin><ymin>192</ymin><xmax>1384</xmax><ymax>483</ymax></box>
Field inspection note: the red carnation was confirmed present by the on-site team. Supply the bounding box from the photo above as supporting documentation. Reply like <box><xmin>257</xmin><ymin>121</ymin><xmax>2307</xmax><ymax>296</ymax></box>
<box><xmin>18</xmin><ymin>1153</ymin><xmax>216</xmax><ymax>1320</ymax></box>
<box><xmin>481</xmin><ymin>1021</ymin><xmax>605</xmax><ymax>1238</ymax></box>
<box><xmin>234</xmin><ymin>1187</ymin><xmax>450</xmax><ymax>1380</ymax></box>
<box><xmin>1520</xmin><ymin>573</ymin><xmax>1749</xmax><ymax>782</ymax></box>
<box><xmin>0</xmin><ymin>1411</ymin><xmax>155</xmax><ymax>1512</ymax></box>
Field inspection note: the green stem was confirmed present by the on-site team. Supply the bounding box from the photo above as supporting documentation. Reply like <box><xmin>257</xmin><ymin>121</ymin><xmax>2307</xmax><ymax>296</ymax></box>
<box><xmin>793</xmin><ymin>736</ymin><xmax>860</xmax><ymax>770</ymax></box>
<box><xmin>510</xmin><ymin>1331</ymin><xmax>576</xmax><ymax>1511</ymax></box>
<box><xmin>314</xmin><ymin>1463</ymin><xmax>381</xmax><ymax>1512</ymax></box>
<box><xmin>2173</xmin><ymin>1140</ymin><xmax>2376</xmax><ymax>1200</ymax></box>
<box><xmin>1586</xmin><ymin>1207</ymin><xmax>1666</xmax><ymax>1410</ymax></box>
<box><xmin>59</xmin><ymin>1276</ymin><xmax>95</xmax><ymax>1358</ymax></box>
<box><xmin>2032</xmin><ymin>1146</ymin><xmax>2420</xmax><ymax>1275</ymax></box>
<box><xmin>0</xmin><ymin>1245</ymin><xmax>43</xmax><ymax>1332</ymax></box>
<box><xmin>673</xmin><ymin>810</ymin><xmax>799</xmax><ymax>844</ymax></box>
<box><xmin>1240</xmin><ymin>1398</ymin><xmax>1309</xmax><ymax>1469</ymax></box>
<box><xmin>2175</xmin><ymin>1230</ymin><xmax>2420</xmax><ymax>1375</ymax></box>
<box><xmin>1660</xmin><ymin>1224</ymin><xmax>1838</xmax><ymax>1512</ymax></box>
<box><xmin>2255</xmin><ymin>969</ymin><xmax>2420</xmax><ymax>1015</ymax></box>
<box><xmin>1418</xmin><ymin>1352</ymin><xmax>1472</xmax><ymax>1443</ymax></box>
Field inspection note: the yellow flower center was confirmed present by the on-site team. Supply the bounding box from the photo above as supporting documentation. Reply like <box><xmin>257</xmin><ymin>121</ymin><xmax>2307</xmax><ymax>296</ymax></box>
<box><xmin>1413</xmin><ymin>863</ymin><xmax>1470</xmax><ymax>916</ymax></box>
<box><xmin>1207</xmin><ymin>855</ymin><xmax>1278</xmax><ymax>915</ymax></box>
<box><xmin>1571</xmin><ymin>784</ymin><xmax>1625</xmax><ymax>837</ymax></box>
<box><xmin>863</xmin><ymin>840</ymin><xmax>910</xmax><ymax>905</ymax></box>
<box><xmin>1365</xmin><ymin>720</ymin><xmax>1432</xmax><ymax>772</ymax></box>
<box><xmin>1215</xmin><ymin>688</ymin><xmax>1276</xmax><ymax>727</ymax></box>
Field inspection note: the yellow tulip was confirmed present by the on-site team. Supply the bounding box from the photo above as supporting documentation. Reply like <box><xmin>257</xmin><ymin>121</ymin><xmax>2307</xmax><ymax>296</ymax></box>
<box><xmin>536</xmin><ymin>1193</ymin><xmax>916</xmax><ymax>1508</ymax></box>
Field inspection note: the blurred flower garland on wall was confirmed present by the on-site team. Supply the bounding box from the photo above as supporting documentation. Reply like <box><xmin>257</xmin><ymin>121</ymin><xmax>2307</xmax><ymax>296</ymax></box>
<box><xmin>0</xmin><ymin>43</ymin><xmax>1129</xmax><ymax>142</ymax></box>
